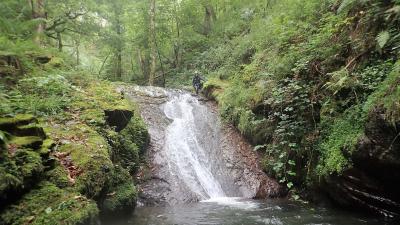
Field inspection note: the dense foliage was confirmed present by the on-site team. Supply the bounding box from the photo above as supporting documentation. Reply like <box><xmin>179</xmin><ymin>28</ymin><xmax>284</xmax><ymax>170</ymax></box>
<box><xmin>195</xmin><ymin>0</ymin><xmax>400</xmax><ymax>193</ymax></box>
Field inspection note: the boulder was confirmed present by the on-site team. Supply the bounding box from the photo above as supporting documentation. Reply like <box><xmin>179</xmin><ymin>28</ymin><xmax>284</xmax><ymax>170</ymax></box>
<box><xmin>0</xmin><ymin>115</ymin><xmax>53</xmax><ymax>207</ymax></box>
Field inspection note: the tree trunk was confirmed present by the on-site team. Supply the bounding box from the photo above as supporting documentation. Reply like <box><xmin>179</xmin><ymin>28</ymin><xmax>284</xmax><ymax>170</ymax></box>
<box><xmin>57</xmin><ymin>32</ymin><xmax>62</xmax><ymax>52</ymax></box>
<box><xmin>75</xmin><ymin>39</ymin><xmax>80</xmax><ymax>66</ymax></box>
<box><xmin>115</xmin><ymin>15</ymin><xmax>123</xmax><ymax>80</ymax></box>
<box><xmin>32</xmin><ymin>0</ymin><xmax>46</xmax><ymax>44</ymax></box>
<box><xmin>138</xmin><ymin>49</ymin><xmax>149</xmax><ymax>80</ymax></box>
<box><xmin>203</xmin><ymin>3</ymin><xmax>216</xmax><ymax>36</ymax></box>
<box><xmin>148</xmin><ymin>0</ymin><xmax>157</xmax><ymax>86</ymax></box>
<box><xmin>99</xmin><ymin>53</ymin><xmax>111</xmax><ymax>77</ymax></box>
<box><xmin>173</xmin><ymin>0</ymin><xmax>182</xmax><ymax>69</ymax></box>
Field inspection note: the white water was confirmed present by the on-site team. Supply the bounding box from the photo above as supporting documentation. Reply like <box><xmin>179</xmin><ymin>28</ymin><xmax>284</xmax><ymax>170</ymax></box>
<box><xmin>163</xmin><ymin>93</ymin><xmax>226</xmax><ymax>200</ymax></box>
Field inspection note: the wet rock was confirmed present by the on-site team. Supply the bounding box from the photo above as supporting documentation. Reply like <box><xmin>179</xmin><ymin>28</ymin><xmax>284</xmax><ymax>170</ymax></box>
<box><xmin>123</xmin><ymin>85</ymin><xmax>284</xmax><ymax>206</ymax></box>
<box><xmin>324</xmin><ymin>106</ymin><xmax>400</xmax><ymax>217</ymax></box>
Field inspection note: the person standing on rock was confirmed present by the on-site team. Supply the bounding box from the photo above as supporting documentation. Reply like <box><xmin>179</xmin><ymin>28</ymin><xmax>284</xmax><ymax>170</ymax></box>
<box><xmin>192</xmin><ymin>70</ymin><xmax>205</xmax><ymax>95</ymax></box>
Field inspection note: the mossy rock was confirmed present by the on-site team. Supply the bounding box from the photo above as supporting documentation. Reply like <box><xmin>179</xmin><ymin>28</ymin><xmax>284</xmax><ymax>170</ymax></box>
<box><xmin>52</xmin><ymin>123</ymin><xmax>113</xmax><ymax>198</ymax></box>
<box><xmin>100</xmin><ymin>166</ymin><xmax>137</xmax><ymax>215</ymax></box>
<box><xmin>59</xmin><ymin>141</ymin><xmax>112</xmax><ymax>199</ymax></box>
<box><xmin>44</xmin><ymin>57</ymin><xmax>64</xmax><ymax>68</ymax></box>
<box><xmin>0</xmin><ymin>114</ymin><xmax>37</xmax><ymax>131</ymax></box>
<box><xmin>9</xmin><ymin>136</ymin><xmax>43</xmax><ymax>149</ymax></box>
<box><xmin>109</xmin><ymin>115</ymin><xmax>149</xmax><ymax>174</ymax></box>
<box><xmin>14</xmin><ymin>124</ymin><xmax>46</xmax><ymax>139</ymax></box>
<box><xmin>0</xmin><ymin>149</ymin><xmax>44</xmax><ymax>204</ymax></box>
<box><xmin>0</xmin><ymin>115</ymin><xmax>54</xmax><ymax>206</ymax></box>
<box><xmin>0</xmin><ymin>182</ymin><xmax>99</xmax><ymax>225</ymax></box>
<box><xmin>120</xmin><ymin>116</ymin><xmax>149</xmax><ymax>153</ymax></box>
<box><xmin>45</xmin><ymin>163</ymin><xmax>70</xmax><ymax>189</ymax></box>
<box><xmin>101</xmin><ymin>182</ymin><xmax>137</xmax><ymax>215</ymax></box>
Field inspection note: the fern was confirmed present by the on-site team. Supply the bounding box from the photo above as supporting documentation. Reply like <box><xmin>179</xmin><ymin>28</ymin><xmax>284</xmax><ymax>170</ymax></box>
<box><xmin>337</xmin><ymin>0</ymin><xmax>357</xmax><ymax>14</ymax></box>
<box><xmin>376</xmin><ymin>30</ymin><xmax>390</xmax><ymax>49</ymax></box>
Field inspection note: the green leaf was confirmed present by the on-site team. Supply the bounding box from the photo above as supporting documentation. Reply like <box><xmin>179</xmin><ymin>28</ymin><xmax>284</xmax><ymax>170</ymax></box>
<box><xmin>376</xmin><ymin>31</ymin><xmax>390</xmax><ymax>49</ymax></box>
<box><xmin>287</xmin><ymin>171</ymin><xmax>296</xmax><ymax>176</ymax></box>
<box><xmin>287</xmin><ymin>182</ymin><xmax>294</xmax><ymax>189</ymax></box>
<box><xmin>0</xmin><ymin>130</ymin><xmax>8</xmax><ymax>144</ymax></box>
<box><xmin>45</xmin><ymin>207</ymin><xmax>52</xmax><ymax>214</ymax></box>
<box><xmin>292</xmin><ymin>194</ymin><xmax>300</xmax><ymax>200</ymax></box>
<box><xmin>253</xmin><ymin>144</ymin><xmax>266</xmax><ymax>151</ymax></box>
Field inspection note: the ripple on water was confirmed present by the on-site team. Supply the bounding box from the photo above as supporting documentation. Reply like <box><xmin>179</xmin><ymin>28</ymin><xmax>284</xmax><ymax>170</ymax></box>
<box><xmin>200</xmin><ymin>197</ymin><xmax>260</xmax><ymax>210</ymax></box>
<box><xmin>102</xmin><ymin>199</ymin><xmax>390</xmax><ymax>225</ymax></box>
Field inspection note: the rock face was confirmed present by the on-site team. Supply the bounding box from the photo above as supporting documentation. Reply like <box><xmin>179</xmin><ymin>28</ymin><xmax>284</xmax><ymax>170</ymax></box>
<box><xmin>324</xmin><ymin>107</ymin><xmax>400</xmax><ymax>217</ymax></box>
<box><xmin>121</xmin><ymin>85</ymin><xmax>284</xmax><ymax>206</ymax></box>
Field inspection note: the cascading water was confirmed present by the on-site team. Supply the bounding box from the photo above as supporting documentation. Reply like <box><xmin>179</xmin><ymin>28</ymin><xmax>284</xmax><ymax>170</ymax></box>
<box><xmin>122</xmin><ymin>85</ymin><xmax>282</xmax><ymax>205</ymax></box>
<box><xmin>103</xmin><ymin>85</ymin><xmax>389</xmax><ymax>225</ymax></box>
<box><xmin>163</xmin><ymin>93</ymin><xmax>226</xmax><ymax>199</ymax></box>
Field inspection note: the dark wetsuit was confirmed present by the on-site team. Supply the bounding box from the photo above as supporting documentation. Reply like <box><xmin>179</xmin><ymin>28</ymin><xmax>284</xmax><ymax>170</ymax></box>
<box><xmin>192</xmin><ymin>74</ymin><xmax>204</xmax><ymax>94</ymax></box>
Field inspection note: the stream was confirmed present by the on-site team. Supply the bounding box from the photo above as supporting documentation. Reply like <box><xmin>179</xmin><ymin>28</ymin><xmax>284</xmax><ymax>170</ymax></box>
<box><xmin>105</xmin><ymin>198</ymin><xmax>386</xmax><ymax>225</ymax></box>
<box><xmin>105</xmin><ymin>86</ymin><xmax>394</xmax><ymax>225</ymax></box>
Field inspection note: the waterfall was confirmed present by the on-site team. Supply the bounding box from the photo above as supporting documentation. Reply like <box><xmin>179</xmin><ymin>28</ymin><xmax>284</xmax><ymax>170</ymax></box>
<box><xmin>123</xmin><ymin>85</ymin><xmax>281</xmax><ymax>205</ymax></box>
<box><xmin>163</xmin><ymin>93</ymin><xmax>226</xmax><ymax>200</ymax></box>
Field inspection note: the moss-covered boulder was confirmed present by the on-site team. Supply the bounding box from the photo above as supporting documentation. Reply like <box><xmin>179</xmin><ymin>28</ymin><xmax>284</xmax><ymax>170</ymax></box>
<box><xmin>99</xmin><ymin>165</ymin><xmax>137</xmax><ymax>215</ymax></box>
<box><xmin>0</xmin><ymin>182</ymin><xmax>98</xmax><ymax>225</ymax></box>
<box><xmin>0</xmin><ymin>114</ymin><xmax>52</xmax><ymax>206</ymax></box>
<box><xmin>0</xmin><ymin>114</ymin><xmax>37</xmax><ymax>131</ymax></box>
<box><xmin>1</xmin><ymin>79</ymin><xmax>149</xmax><ymax>224</ymax></box>
<box><xmin>109</xmin><ymin>115</ymin><xmax>149</xmax><ymax>174</ymax></box>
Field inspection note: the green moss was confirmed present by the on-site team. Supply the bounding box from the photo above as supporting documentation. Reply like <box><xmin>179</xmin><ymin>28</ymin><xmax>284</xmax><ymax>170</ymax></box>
<box><xmin>364</xmin><ymin>60</ymin><xmax>400</xmax><ymax>124</ymax></box>
<box><xmin>46</xmin><ymin>163</ymin><xmax>70</xmax><ymax>189</ymax></box>
<box><xmin>14</xmin><ymin>149</ymin><xmax>44</xmax><ymax>178</ymax></box>
<box><xmin>0</xmin><ymin>114</ymin><xmax>36</xmax><ymax>128</ymax></box>
<box><xmin>39</xmin><ymin>139</ymin><xmax>54</xmax><ymax>156</ymax></box>
<box><xmin>9</xmin><ymin>136</ymin><xmax>43</xmax><ymax>149</ymax></box>
<box><xmin>101</xmin><ymin>166</ymin><xmax>136</xmax><ymax>214</ymax></box>
<box><xmin>108</xmin><ymin>114</ymin><xmax>149</xmax><ymax>174</ymax></box>
<box><xmin>44</xmin><ymin>57</ymin><xmax>65</xmax><ymax>69</ymax></box>
<box><xmin>60</xmin><ymin>142</ymin><xmax>112</xmax><ymax>198</ymax></box>
<box><xmin>1</xmin><ymin>72</ymin><xmax>147</xmax><ymax>221</ymax></box>
<box><xmin>102</xmin><ymin>182</ymin><xmax>136</xmax><ymax>214</ymax></box>
<box><xmin>0</xmin><ymin>182</ymin><xmax>99</xmax><ymax>225</ymax></box>
<box><xmin>121</xmin><ymin>115</ymin><xmax>149</xmax><ymax>153</ymax></box>
<box><xmin>203</xmin><ymin>78</ymin><xmax>230</xmax><ymax>101</ymax></box>
<box><xmin>80</xmin><ymin>109</ymin><xmax>106</xmax><ymax>126</ymax></box>
<box><xmin>0</xmin><ymin>149</ymin><xmax>44</xmax><ymax>199</ymax></box>
<box><xmin>0</xmin><ymin>158</ymin><xmax>22</xmax><ymax>197</ymax></box>
<box><xmin>317</xmin><ymin>106</ymin><xmax>365</xmax><ymax>177</ymax></box>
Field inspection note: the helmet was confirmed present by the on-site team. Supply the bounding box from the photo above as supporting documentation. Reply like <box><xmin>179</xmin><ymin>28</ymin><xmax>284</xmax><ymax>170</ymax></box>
<box><xmin>194</xmin><ymin>70</ymin><xmax>199</xmax><ymax>74</ymax></box>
